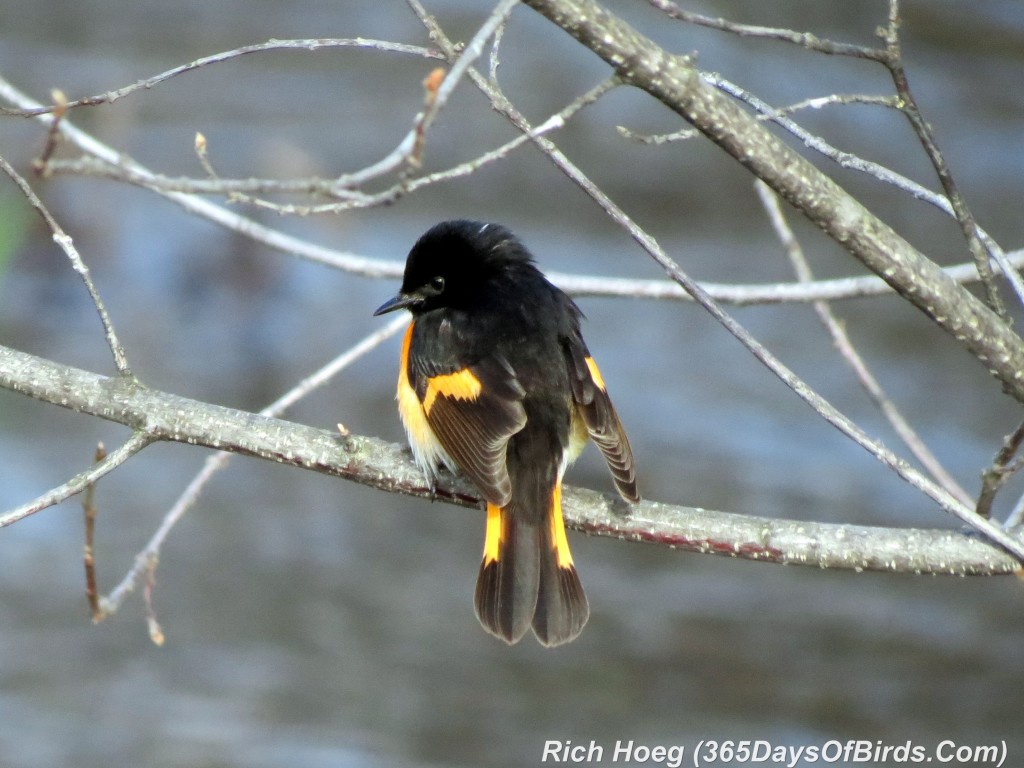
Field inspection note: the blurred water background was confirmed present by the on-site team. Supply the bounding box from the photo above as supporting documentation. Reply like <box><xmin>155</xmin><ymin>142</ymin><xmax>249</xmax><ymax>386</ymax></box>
<box><xmin>1</xmin><ymin>1</ymin><xmax>1023</xmax><ymax>766</ymax></box>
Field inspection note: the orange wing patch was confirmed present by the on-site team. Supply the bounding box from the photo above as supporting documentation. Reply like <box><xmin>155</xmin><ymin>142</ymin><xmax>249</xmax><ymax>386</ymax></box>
<box><xmin>584</xmin><ymin>356</ymin><xmax>606</xmax><ymax>391</ymax></box>
<box><xmin>423</xmin><ymin>368</ymin><xmax>482</xmax><ymax>414</ymax></box>
<box><xmin>399</xmin><ymin>322</ymin><xmax>527</xmax><ymax>506</ymax></box>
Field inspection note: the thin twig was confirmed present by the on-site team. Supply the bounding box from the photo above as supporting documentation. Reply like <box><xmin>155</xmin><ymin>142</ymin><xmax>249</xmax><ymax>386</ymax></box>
<box><xmin>97</xmin><ymin>315</ymin><xmax>408</xmax><ymax>619</ymax></box>
<box><xmin>489</xmin><ymin>10</ymin><xmax>509</xmax><ymax>84</ymax></box>
<box><xmin>32</xmin><ymin>89</ymin><xmax>67</xmax><ymax>173</ymax></box>
<box><xmin>646</xmin><ymin>0</ymin><xmax>887</xmax><ymax>61</ymax></box>
<box><xmin>419</xmin><ymin>0</ymin><xmax>519</xmax><ymax>136</ymax></box>
<box><xmin>144</xmin><ymin>556</ymin><xmax>164</xmax><ymax>646</ymax></box>
<box><xmin>977</xmin><ymin>420</ymin><xmax>1024</xmax><ymax>520</ymax></box>
<box><xmin>222</xmin><ymin>0</ymin><xmax>517</xmax><ymax>211</ymax></box>
<box><xmin>42</xmin><ymin>156</ymin><xmax>376</xmax><ymax>200</ymax></box>
<box><xmin>46</xmin><ymin>74</ymin><xmax>614</xmax><ymax>218</ymax></box>
<box><xmin>0</xmin><ymin>153</ymin><xmax>131</xmax><ymax>376</ymax></box>
<box><xmin>756</xmin><ymin>180</ymin><xmax>972</xmax><ymax>507</ymax></box>
<box><xmin>326</xmin><ymin>0</ymin><xmax>519</xmax><ymax>196</ymax></box>
<box><xmin>549</xmin><ymin>254</ymin><xmax>1024</xmax><ymax>305</ymax></box>
<box><xmin>82</xmin><ymin>442</ymin><xmax>107</xmax><ymax>623</ymax></box>
<box><xmin>0</xmin><ymin>432</ymin><xmax>152</xmax><ymax>528</ymax></box>
<box><xmin>617</xmin><ymin>92</ymin><xmax>899</xmax><ymax>145</ymax></box>
<box><xmin>879</xmin><ymin>0</ymin><xmax>1005</xmax><ymax>317</ymax></box>
<box><xmin>1</xmin><ymin>38</ymin><xmax>445</xmax><ymax>117</ymax></box>
<box><xmin>1005</xmin><ymin>492</ymin><xmax>1024</xmax><ymax>531</ymax></box>
<box><xmin>411</xmin><ymin>68</ymin><xmax>447</xmax><ymax>168</ymax></box>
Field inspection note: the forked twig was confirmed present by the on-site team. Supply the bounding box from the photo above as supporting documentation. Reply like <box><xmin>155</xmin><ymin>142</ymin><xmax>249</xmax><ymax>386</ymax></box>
<box><xmin>0</xmin><ymin>153</ymin><xmax>131</xmax><ymax>375</ymax></box>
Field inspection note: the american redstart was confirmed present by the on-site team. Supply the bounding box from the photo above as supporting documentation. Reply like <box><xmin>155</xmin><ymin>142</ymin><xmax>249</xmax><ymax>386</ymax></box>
<box><xmin>374</xmin><ymin>220</ymin><xmax>639</xmax><ymax>646</ymax></box>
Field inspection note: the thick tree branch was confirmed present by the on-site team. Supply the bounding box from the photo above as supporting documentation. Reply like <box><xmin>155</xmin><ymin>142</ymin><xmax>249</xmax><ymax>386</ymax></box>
<box><xmin>2</xmin><ymin>343</ymin><xmax>1020</xmax><ymax>576</ymax></box>
<box><xmin>519</xmin><ymin>0</ymin><xmax>1024</xmax><ymax>405</ymax></box>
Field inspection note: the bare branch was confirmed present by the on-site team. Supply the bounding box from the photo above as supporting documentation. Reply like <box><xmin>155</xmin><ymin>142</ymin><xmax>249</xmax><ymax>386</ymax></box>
<box><xmin>641</xmin><ymin>3</ymin><xmax>1023</xmax><ymax>314</ymax></box>
<box><xmin>879</xmin><ymin>1</ymin><xmax>1004</xmax><ymax>317</ymax></box>
<box><xmin>32</xmin><ymin>89</ymin><xmax>68</xmax><ymax>170</ymax></box>
<box><xmin>1</xmin><ymin>343</ymin><xmax>1020</xmax><ymax>576</ymax></box>
<box><xmin>420</xmin><ymin>0</ymin><xmax>518</xmax><ymax>136</ymax></box>
<box><xmin>241</xmin><ymin>0</ymin><xmax>518</xmax><ymax>201</ymax></box>
<box><xmin>553</xmin><ymin>254</ymin><xmax>1024</xmax><ymax>305</ymax></box>
<box><xmin>46</xmin><ymin>75</ymin><xmax>617</xmax><ymax>216</ymax></box>
<box><xmin>519</xmin><ymin>0</ymin><xmax>1024</xmax><ymax>407</ymax></box>
<box><xmin>651</xmin><ymin>0</ymin><xmax>1024</xmax><ymax>320</ymax></box>
<box><xmin>143</xmin><ymin>557</ymin><xmax>164</xmax><ymax>646</ymax></box>
<box><xmin>570</xmin><ymin>488</ymin><xmax>1018</xmax><ymax>577</ymax></box>
<box><xmin>701</xmin><ymin>74</ymin><xmax>1023</xmax><ymax>296</ymax></box>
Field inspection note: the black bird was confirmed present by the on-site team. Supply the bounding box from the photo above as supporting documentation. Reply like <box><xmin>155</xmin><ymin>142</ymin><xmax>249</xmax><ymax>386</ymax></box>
<box><xmin>375</xmin><ymin>220</ymin><xmax>638</xmax><ymax>646</ymax></box>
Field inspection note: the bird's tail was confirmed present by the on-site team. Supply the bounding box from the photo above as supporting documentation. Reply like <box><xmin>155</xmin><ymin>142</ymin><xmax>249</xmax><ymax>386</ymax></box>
<box><xmin>474</xmin><ymin>485</ymin><xmax>589</xmax><ymax>647</ymax></box>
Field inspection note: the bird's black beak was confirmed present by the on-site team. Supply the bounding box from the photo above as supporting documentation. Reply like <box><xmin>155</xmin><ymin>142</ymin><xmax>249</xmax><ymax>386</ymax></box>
<box><xmin>373</xmin><ymin>292</ymin><xmax>418</xmax><ymax>316</ymax></box>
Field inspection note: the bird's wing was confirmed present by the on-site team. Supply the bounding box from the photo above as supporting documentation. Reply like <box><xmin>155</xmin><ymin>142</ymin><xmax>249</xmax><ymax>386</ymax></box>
<box><xmin>407</xmin><ymin>338</ymin><xmax>527</xmax><ymax>507</ymax></box>
<box><xmin>562</xmin><ymin>334</ymin><xmax>639</xmax><ymax>502</ymax></box>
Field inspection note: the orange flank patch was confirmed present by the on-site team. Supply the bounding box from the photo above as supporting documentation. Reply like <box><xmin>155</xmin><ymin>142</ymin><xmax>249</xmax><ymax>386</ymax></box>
<box><xmin>423</xmin><ymin>368</ymin><xmax>482</xmax><ymax>414</ymax></box>
<box><xmin>483</xmin><ymin>503</ymin><xmax>503</xmax><ymax>565</ymax></box>
<box><xmin>549</xmin><ymin>483</ymin><xmax>574</xmax><ymax>568</ymax></box>
<box><xmin>397</xmin><ymin>323</ymin><xmax>438</xmax><ymax>460</ymax></box>
<box><xmin>584</xmin><ymin>356</ymin><xmax>607</xmax><ymax>392</ymax></box>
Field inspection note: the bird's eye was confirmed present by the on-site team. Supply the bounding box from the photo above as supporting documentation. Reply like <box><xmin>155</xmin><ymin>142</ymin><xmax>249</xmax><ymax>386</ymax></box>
<box><xmin>430</xmin><ymin>276</ymin><xmax>445</xmax><ymax>292</ymax></box>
